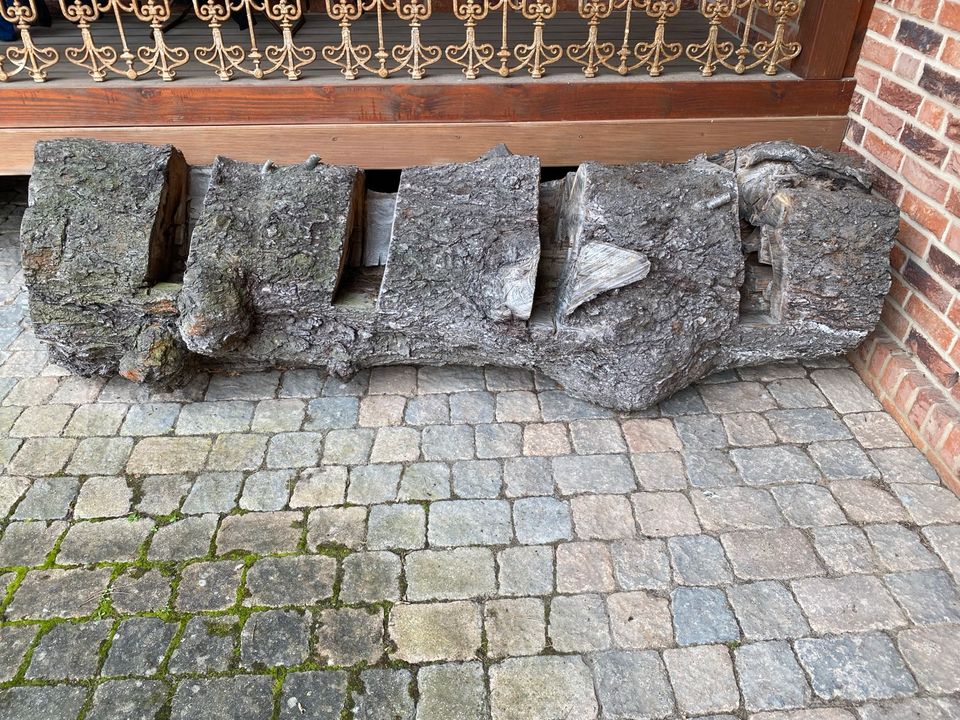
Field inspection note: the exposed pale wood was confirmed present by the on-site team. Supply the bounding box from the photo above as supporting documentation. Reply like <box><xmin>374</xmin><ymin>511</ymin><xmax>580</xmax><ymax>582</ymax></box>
<box><xmin>0</xmin><ymin>116</ymin><xmax>850</xmax><ymax>174</ymax></box>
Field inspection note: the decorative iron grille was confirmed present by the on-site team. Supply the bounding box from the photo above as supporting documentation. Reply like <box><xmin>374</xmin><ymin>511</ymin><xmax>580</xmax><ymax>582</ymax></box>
<box><xmin>0</xmin><ymin>0</ymin><xmax>802</xmax><ymax>82</ymax></box>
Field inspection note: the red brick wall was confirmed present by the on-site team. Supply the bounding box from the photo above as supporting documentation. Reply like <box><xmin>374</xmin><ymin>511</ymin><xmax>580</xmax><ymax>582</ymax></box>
<box><xmin>846</xmin><ymin>0</ymin><xmax>960</xmax><ymax>486</ymax></box>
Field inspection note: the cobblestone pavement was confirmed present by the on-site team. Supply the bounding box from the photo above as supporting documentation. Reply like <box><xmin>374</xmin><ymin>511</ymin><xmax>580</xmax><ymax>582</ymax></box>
<box><xmin>2</xmin><ymin>176</ymin><xmax>960</xmax><ymax>720</ymax></box>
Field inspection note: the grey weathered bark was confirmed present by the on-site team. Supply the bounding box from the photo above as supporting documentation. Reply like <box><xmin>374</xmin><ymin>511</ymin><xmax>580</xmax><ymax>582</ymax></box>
<box><xmin>21</xmin><ymin>139</ymin><xmax>898</xmax><ymax>411</ymax></box>
<box><xmin>539</xmin><ymin>158</ymin><xmax>744</xmax><ymax>408</ymax></box>
<box><xmin>20</xmin><ymin>139</ymin><xmax>190</xmax><ymax>385</ymax></box>
<box><xmin>375</xmin><ymin>152</ymin><xmax>542</xmax><ymax>370</ymax></box>
<box><xmin>713</xmin><ymin>142</ymin><xmax>900</xmax><ymax>368</ymax></box>
<box><xmin>177</xmin><ymin>155</ymin><xmax>367</xmax><ymax>377</ymax></box>
<box><xmin>379</xmin><ymin>153</ymin><xmax>542</xmax><ymax>327</ymax></box>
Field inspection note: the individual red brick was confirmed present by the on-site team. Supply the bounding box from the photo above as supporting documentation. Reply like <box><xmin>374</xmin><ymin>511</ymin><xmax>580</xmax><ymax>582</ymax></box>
<box><xmin>900</xmin><ymin>124</ymin><xmax>950</xmax><ymax>166</ymax></box>
<box><xmin>946</xmin><ymin>152</ymin><xmax>960</xmax><ymax>183</ymax></box>
<box><xmin>895</xmin><ymin>52</ymin><xmax>923</xmax><ymax>81</ymax></box>
<box><xmin>940</xmin><ymin>0</ymin><xmax>960</xmax><ymax>32</ymax></box>
<box><xmin>870</xmin><ymin>6</ymin><xmax>900</xmax><ymax>35</ymax></box>
<box><xmin>882</xmin><ymin>299</ymin><xmax>911</xmax><ymax>340</ymax></box>
<box><xmin>851</xmin><ymin>91</ymin><xmax>867</xmax><ymax>116</ymax></box>
<box><xmin>865</xmin><ymin>100</ymin><xmax>905</xmax><ymax>137</ymax></box>
<box><xmin>948</xmin><ymin>298</ymin><xmax>960</xmax><ymax>328</ymax></box>
<box><xmin>919</xmin><ymin>65</ymin><xmax>960</xmax><ymax>107</ymax></box>
<box><xmin>907</xmin><ymin>329</ymin><xmax>960</xmax><ymax>388</ymax></box>
<box><xmin>928</xmin><ymin>246</ymin><xmax>960</xmax><ymax>291</ymax></box>
<box><xmin>878</xmin><ymin>77</ymin><xmax>924</xmax><ymax>114</ymax></box>
<box><xmin>946</xmin><ymin>224</ymin><xmax>960</xmax><ymax>256</ymax></box>
<box><xmin>872</xmin><ymin>170</ymin><xmax>905</xmax><ymax>204</ymax></box>
<box><xmin>951</xmin><ymin>341</ymin><xmax>960</xmax><ymax>376</ymax></box>
<box><xmin>950</xmin><ymin>388</ymin><xmax>960</xmax><ymax>420</ymax></box>
<box><xmin>896</xmin><ymin>18</ymin><xmax>944</xmax><ymax>55</ymax></box>
<box><xmin>946</xmin><ymin>115</ymin><xmax>960</xmax><ymax>143</ymax></box>
<box><xmin>902</xmin><ymin>192</ymin><xmax>950</xmax><ymax>238</ymax></box>
<box><xmin>894</xmin><ymin>0</ymin><xmax>940</xmax><ymax>21</ymax></box>
<box><xmin>897</xmin><ymin>219</ymin><xmax>930</xmax><ymax>258</ymax></box>
<box><xmin>947</xmin><ymin>187</ymin><xmax>960</xmax><ymax>217</ymax></box>
<box><xmin>943</xmin><ymin>36</ymin><xmax>960</xmax><ymax>69</ymax></box>
<box><xmin>861</xmin><ymin>35</ymin><xmax>899</xmax><ymax>69</ymax></box>
<box><xmin>869</xmin><ymin>338</ymin><xmax>896</xmax><ymax>379</ymax></box>
<box><xmin>891</xmin><ymin>243</ymin><xmax>910</xmax><ymax>272</ymax></box>
<box><xmin>890</xmin><ymin>274</ymin><xmax>911</xmax><ymax>305</ymax></box>
<box><xmin>906</xmin><ymin>294</ymin><xmax>955</xmax><ymax>351</ymax></box>
<box><xmin>856</xmin><ymin>65</ymin><xmax>882</xmax><ymax>93</ymax></box>
<box><xmin>894</xmin><ymin>367</ymin><xmax>931</xmax><ymax>409</ymax></box>
<box><xmin>909</xmin><ymin>386</ymin><xmax>938</xmax><ymax>428</ymax></box>
<box><xmin>901</xmin><ymin>156</ymin><xmax>951</xmax><ymax>203</ymax></box>
<box><xmin>923</xmin><ymin>402</ymin><xmax>960</xmax><ymax>449</ymax></box>
<box><xmin>841</xmin><ymin>142</ymin><xmax>860</xmax><ymax>160</ymax></box>
<box><xmin>864</xmin><ymin>131</ymin><xmax>905</xmax><ymax>171</ymax></box>
<box><xmin>918</xmin><ymin>100</ymin><xmax>946</xmax><ymax>131</ymax></box>
<box><xmin>847</xmin><ymin>120</ymin><xmax>867</xmax><ymax>146</ymax></box>
<box><xmin>751</xmin><ymin>10</ymin><xmax>777</xmax><ymax>34</ymax></box>
<box><xmin>903</xmin><ymin>258</ymin><xmax>952</xmax><ymax>311</ymax></box>
<box><xmin>940</xmin><ymin>425</ymin><xmax>960</xmax><ymax>466</ymax></box>
<box><xmin>880</xmin><ymin>347</ymin><xmax>912</xmax><ymax>389</ymax></box>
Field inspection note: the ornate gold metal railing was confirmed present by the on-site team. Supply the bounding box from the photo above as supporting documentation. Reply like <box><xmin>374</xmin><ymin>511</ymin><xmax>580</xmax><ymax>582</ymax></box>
<box><xmin>0</xmin><ymin>0</ymin><xmax>803</xmax><ymax>82</ymax></box>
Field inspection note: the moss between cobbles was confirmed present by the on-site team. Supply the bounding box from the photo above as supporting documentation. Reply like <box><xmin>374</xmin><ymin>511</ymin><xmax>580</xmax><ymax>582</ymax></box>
<box><xmin>43</xmin><ymin>521</ymin><xmax>71</xmax><ymax>568</ymax></box>
<box><xmin>203</xmin><ymin>618</ymin><xmax>237</xmax><ymax>638</ymax></box>
<box><xmin>219</xmin><ymin>550</ymin><xmax>261</xmax><ymax>564</ymax></box>
<box><xmin>152</xmin><ymin>511</ymin><xmax>184</xmax><ymax>526</ymax></box>
<box><xmin>1</xmin><ymin>617</ymin><xmax>59</xmax><ymax>688</ymax></box>
<box><xmin>79</xmin><ymin>617</ymin><xmax>122</xmax><ymax>718</ymax></box>
<box><xmin>340</xmin><ymin>668</ymin><xmax>364</xmax><ymax>720</ymax></box>
<box><xmin>270</xmin><ymin>667</ymin><xmax>286</xmax><ymax>720</ymax></box>
<box><xmin>313</xmin><ymin>544</ymin><xmax>352</xmax><ymax>561</ymax></box>
<box><xmin>124</xmin><ymin>474</ymin><xmax>143</xmax><ymax>502</ymax></box>
<box><xmin>295</xmin><ymin>527</ymin><xmax>310</xmax><ymax>554</ymax></box>
<box><xmin>478</xmin><ymin>625</ymin><xmax>490</xmax><ymax>661</ymax></box>
<box><xmin>314</xmin><ymin>544</ymin><xmax>351</xmax><ymax>604</ymax></box>
<box><xmin>92</xmin><ymin>566</ymin><xmax>124</xmax><ymax>620</ymax></box>
<box><xmin>125</xmin><ymin>564</ymin><xmax>150</xmax><ymax>581</ymax></box>
<box><xmin>0</xmin><ymin>567</ymin><xmax>26</xmax><ymax>616</ymax></box>
<box><xmin>0</xmin><ymin>536</ymin><xmax>419</xmax><ymax>716</ymax></box>
<box><xmin>407</xmin><ymin>669</ymin><xmax>420</xmax><ymax>707</ymax></box>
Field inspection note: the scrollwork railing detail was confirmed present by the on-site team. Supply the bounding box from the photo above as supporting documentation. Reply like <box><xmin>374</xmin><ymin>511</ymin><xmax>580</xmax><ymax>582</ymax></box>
<box><xmin>127</xmin><ymin>0</ymin><xmax>190</xmax><ymax>81</ymax></box>
<box><xmin>58</xmin><ymin>0</ymin><xmax>118</xmax><ymax>80</ymax></box>
<box><xmin>1</xmin><ymin>0</ymin><xmax>806</xmax><ymax>81</ymax></box>
<box><xmin>0</xmin><ymin>0</ymin><xmax>58</xmax><ymax>82</ymax></box>
<box><xmin>264</xmin><ymin>0</ymin><xmax>315</xmax><ymax>79</ymax></box>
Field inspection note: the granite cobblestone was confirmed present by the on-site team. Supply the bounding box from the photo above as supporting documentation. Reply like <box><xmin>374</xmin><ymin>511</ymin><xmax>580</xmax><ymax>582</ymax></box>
<box><xmin>0</xmin><ymin>180</ymin><xmax>956</xmax><ymax>719</ymax></box>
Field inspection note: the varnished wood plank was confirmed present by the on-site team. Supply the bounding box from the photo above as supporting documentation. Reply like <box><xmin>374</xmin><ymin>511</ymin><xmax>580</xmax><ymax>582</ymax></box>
<box><xmin>0</xmin><ymin>77</ymin><xmax>855</xmax><ymax>127</ymax></box>
<box><xmin>0</xmin><ymin>116</ymin><xmax>850</xmax><ymax>174</ymax></box>
<box><xmin>844</xmin><ymin>0</ymin><xmax>879</xmax><ymax>78</ymax></box>
<box><xmin>792</xmin><ymin>0</ymin><xmax>865</xmax><ymax>80</ymax></box>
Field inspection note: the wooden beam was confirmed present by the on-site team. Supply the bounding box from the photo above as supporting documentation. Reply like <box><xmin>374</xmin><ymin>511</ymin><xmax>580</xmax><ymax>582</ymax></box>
<box><xmin>793</xmin><ymin>0</ymin><xmax>868</xmax><ymax>80</ymax></box>
<box><xmin>0</xmin><ymin>77</ymin><xmax>856</xmax><ymax>128</ymax></box>
<box><xmin>0</xmin><ymin>116</ymin><xmax>851</xmax><ymax>174</ymax></box>
<box><xmin>844</xmin><ymin>0</ymin><xmax>880</xmax><ymax>78</ymax></box>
